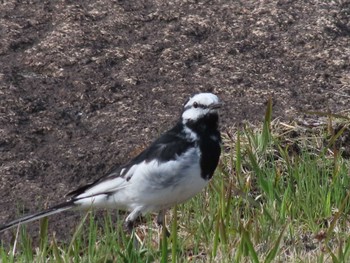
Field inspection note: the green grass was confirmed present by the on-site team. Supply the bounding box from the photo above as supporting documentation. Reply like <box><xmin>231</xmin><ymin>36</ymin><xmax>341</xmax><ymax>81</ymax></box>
<box><xmin>2</xmin><ymin>103</ymin><xmax>350</xmax><ymax>262</ymax></box>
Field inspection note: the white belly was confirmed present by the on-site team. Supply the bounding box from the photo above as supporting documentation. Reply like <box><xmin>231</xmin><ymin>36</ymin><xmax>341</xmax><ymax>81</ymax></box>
<box><xmin>111</xmin><ymin>147</ymin><xmax>207</xmax><ymax>213</ymax></box>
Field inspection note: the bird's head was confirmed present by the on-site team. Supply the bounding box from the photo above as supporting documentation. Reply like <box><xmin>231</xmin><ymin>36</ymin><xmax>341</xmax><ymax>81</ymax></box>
<box><xmin>181</xmin><ymin>93</ymin><xmax>221</xmax><ymax>124</ymax></box>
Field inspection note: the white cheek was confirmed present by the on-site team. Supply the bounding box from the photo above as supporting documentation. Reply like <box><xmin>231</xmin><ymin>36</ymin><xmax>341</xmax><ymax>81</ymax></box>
<box><xmin>182</xmin><ymin>108</ymin><xmax>207</xmax><ymax>121</ymax></box>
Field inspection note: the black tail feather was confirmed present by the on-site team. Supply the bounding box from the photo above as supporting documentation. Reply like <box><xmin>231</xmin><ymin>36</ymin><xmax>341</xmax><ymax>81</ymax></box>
<box><xmin>0</xmin><ymin>201</ymin><xmax>75</xmax><ymax>233</ymax></box>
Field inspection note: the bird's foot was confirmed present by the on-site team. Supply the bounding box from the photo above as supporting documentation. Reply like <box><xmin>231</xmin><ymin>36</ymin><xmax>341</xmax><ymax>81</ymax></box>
<box><xmin>157</xmin><ymin>210</ymin><xmax>170</xmax><ymax>237</ymax></box>
<box><xmin>123</xmin><ymin>220</ymin><xmax>135</xmax><ymax>234</ymax></box>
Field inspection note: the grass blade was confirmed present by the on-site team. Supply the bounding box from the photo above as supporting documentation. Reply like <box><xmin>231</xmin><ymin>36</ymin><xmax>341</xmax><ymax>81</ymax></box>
<box><xmin>264</xmin><ymin>224</ymin><xmax>287</xmax><ymax>263</ymax></box>
<box><xmin>171</xmin><ymin>206</ymin><xmax>178</xmax><ymax>263</ymax></box>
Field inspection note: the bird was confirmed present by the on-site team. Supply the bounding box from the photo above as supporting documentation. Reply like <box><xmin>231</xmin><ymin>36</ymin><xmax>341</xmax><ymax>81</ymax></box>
<box><xmin>0</xmin><ymin>92</ymin><xmax>222</xmax><ymax>234</ymax></box>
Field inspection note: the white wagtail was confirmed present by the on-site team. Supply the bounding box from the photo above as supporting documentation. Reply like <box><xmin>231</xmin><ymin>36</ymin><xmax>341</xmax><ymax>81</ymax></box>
<box><xmin>0</xmin><ymin>92</ymin><xmax>221</xmax><ymax>233</ymax></box>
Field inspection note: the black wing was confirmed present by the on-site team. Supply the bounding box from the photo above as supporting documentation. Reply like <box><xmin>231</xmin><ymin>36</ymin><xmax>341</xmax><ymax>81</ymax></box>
<box><xmin>131</xmin><ymin>122</ymin><xmax>195</xmax><ymax>163</ymax></box>
<box><xmin>66</xmin><ymin>121</ymin><xmax>195</xmax><ymax>198</ymax></box>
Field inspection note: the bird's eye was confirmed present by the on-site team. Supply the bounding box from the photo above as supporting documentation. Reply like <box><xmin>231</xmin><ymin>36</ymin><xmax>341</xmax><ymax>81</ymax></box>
<box><xmin>193</xmin><ymin>102</ymin><xmax>198</xmax><ymax>108</ymax></box>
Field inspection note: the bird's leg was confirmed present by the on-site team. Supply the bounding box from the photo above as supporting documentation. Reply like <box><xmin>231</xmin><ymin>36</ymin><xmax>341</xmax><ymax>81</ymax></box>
<box><xmin>124</xmin><ymin>208</ymin><xmax>142</xmax><ymax>234</ymax></box>
<box><xmin>124</xmin><ymin>209</ymin><xmax>144</xmax><ymax>248</ymax></box>
<box><xmin>157</xmin><ymin>209</ymin><xmax>170</xmax><ymax>237</ymax></box>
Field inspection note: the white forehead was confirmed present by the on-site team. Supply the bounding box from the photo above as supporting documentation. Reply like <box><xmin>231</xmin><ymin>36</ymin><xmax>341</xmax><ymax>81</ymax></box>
<box><xmin>184</xmin><ymin>93</ymin><xmax>220</xmax><ymax>107</ymax></box>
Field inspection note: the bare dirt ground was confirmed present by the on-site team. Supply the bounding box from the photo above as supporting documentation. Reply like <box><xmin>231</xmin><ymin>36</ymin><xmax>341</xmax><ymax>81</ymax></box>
<box><xmin>0</xmin><ymin>0</ymin><xmax>349</xmax><ymax>243</ymax></box>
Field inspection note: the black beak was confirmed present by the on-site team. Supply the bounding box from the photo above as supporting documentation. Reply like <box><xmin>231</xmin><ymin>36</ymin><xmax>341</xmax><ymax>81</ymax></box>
<box><xmin>210</xmin><ymin>102</ymin><xmax>223</xmax><ymax>110</ymax></box>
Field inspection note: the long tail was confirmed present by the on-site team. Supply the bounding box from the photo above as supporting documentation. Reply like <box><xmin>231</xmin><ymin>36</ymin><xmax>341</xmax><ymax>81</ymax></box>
<box><xmin>0</xmin><ymin>201</ymin><xmax>76</xmax><ymax>233</ymax></box>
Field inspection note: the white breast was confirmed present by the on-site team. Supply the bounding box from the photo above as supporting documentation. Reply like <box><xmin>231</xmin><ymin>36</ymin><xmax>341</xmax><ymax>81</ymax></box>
<box><xmin>111</xmin><ymin>147</ymin><xmax>207</xmax><ymax>213</ymax></box>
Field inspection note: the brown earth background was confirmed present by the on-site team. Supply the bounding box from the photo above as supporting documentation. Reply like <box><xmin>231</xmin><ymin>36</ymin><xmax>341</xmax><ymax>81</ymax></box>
<box><xmin>0</xmin><ymin>0</ymin><xmax>349</xmax><ymax>243</ymax></box>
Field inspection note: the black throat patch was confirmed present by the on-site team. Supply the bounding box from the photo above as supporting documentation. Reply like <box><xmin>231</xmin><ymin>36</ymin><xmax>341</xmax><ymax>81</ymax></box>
<box><xmin>185</xmin><ymin>113</ymin><xmax>221</xmax><ymax>180</ymax></box>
